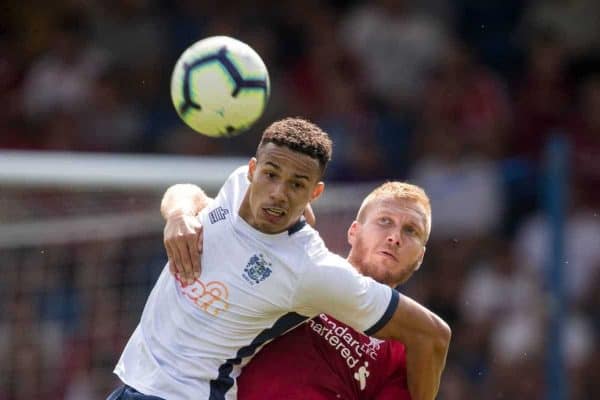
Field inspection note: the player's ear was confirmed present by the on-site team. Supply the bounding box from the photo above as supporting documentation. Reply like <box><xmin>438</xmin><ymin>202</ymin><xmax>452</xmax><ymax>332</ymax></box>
<box><xmin>310</xmin><ymin>181</ymin><xmax>324</xmax><ymax>202</ymax></box>
<box><xmin>347</xmin><ymin>221</ymin><xmax>359</xmax><ymax>246</ymax></box>
<box><xmin>247</xmin><ymin>158</ymin><xmax>257</xmax><ymax>181</ymax></box>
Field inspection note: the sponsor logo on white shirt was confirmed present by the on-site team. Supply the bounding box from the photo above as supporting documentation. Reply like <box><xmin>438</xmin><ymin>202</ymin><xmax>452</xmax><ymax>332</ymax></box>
<box><xmin>177</xmin><ymin>275</ymin><xmax>230</xmax><ymax>316</ymax></box>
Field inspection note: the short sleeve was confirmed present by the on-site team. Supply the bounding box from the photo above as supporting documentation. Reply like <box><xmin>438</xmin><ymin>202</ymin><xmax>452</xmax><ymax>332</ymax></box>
<box><xmin>292</xmin><ymin>249</ymin><xmax>399</xmax><ymax>335</ymax></box>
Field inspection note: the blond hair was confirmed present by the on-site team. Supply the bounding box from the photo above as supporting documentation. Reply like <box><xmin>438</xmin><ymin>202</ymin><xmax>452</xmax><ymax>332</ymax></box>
<box><xmin>356</xmin><ymin>182</ymin><xmax>432</xmax><ymax>242</ymax></box>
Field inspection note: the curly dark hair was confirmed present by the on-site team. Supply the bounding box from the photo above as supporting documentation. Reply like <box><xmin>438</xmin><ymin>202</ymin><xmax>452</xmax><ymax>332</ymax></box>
<box><xmin>257</xmin><ymin>117</ymin><xmax>333</xmax><ymax>174</ymax></box>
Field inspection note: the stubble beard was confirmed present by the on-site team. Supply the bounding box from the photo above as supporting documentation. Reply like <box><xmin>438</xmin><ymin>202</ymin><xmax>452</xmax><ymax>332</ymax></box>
<box><xmin>349</xmin><ymin>244</ymin><xmax>393</xmax><ymax>287</ymax></box>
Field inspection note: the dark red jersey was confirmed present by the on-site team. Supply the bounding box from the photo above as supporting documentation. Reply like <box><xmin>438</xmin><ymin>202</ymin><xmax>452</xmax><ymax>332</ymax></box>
<box><xmin>238</xmin><ymin>314</ymin><xmax>411</xmax><ymax>400</ymax></box>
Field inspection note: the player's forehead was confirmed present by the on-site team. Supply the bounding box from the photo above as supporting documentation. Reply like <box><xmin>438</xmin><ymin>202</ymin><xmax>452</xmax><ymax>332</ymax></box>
<box><xmin>257</xmin><ymin>143</ymin><xmax>321</xmax><ymax>181</ymax></box>
<box><xmin>365</xmin><ymin>196</ymin><xmax>427</xmax><ymax>227</ymax></box>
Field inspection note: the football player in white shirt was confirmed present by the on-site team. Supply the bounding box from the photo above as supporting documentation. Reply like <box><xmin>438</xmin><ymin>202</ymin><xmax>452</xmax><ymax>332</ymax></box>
<box><xmin>109</xmin><ymin>118</ymin><xmax>450</xmax><ymax>400</ymax></box>
<box><xmin>164</xmin><ymin>180</ymin><xmax>451</xmax><ymax>400</ymax></box>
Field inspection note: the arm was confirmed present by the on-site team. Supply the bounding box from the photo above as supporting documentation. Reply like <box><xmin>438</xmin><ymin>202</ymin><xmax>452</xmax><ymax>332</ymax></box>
<box><xmin>161</xmin><ymin>184</ymin><xmax>211</xmax><ymax>283</ymax></box>
<box><xmin>294</xmin><ymin>251</ymin><xmax>449</xmax><ymax>400</ymax></box>
<box><xmin>160</xmin><ymin>183</ymin><xmax>210</xmax><ymax>220</ymax></box>
<box><xmin>373</xmin><ymin>296</ymin><xmax>451</xmax><ymax>400</ymax></box>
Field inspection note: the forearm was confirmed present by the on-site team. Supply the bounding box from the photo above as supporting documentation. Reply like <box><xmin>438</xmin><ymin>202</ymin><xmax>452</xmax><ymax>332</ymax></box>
<box><xmin>373</xmin><ymin>295</ymin><xmax>451</xmax><ymax>400</ymax></box>
<box><xmin>160</xmin><ymin>184</ymin><xmax>210</xmax><ymax>220</ymax></box>
<box><xmin>403</xmin><ymin>331</ymin><xmax>449</xmax><ymax>400</ymax></box>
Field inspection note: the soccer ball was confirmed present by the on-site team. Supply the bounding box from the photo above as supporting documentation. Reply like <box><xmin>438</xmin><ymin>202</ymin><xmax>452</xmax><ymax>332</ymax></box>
<box><xmin>170</xmin><ymin>36</ymin><xmax>270</xmax><ymax>137</ymax></box>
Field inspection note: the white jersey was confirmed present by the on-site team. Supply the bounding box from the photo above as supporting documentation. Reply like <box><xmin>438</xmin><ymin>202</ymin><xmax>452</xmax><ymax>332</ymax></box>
<box><xmin>114</xmin><ymin>166</ymin><xmax>399</xmax><ymax>400</ymax></box>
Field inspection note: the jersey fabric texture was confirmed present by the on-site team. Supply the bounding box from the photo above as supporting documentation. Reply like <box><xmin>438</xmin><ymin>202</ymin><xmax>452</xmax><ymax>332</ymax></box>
<box><xmin>114</xmin><ymin>166</ymin><xmax>399</xmax><ymax>400</ymax></box>
<box><xmin>238</xmin><ymin>314</ymin><xmax>412</xmax><ymax>400</ymax></box>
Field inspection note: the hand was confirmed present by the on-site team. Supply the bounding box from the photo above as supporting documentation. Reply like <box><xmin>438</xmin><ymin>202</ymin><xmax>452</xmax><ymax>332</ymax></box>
<box><xmin>304</xmin><ymin>204</ymin><xmax>316</xmax><ymax>227</ymax></box>
<box><xmin>164</xmin><ymin>210</ymin><xmax>203</xmax><ymax>284</ymax></box>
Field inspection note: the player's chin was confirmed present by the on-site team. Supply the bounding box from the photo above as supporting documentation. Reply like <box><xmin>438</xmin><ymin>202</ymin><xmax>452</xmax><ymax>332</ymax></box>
<box><xmin>363</xmin><ymin>262</ymin><xmax>387</xmax><ymax>281</ymax></box>
<box><xmin>258</xmin><ymin>222</ymin><xmax>284</xmax><ymax>234</ymax></box>
<box><xmin>372</xmin><ymin>259</ymin><xmax>403</xmax><ymax>282</ymax></box>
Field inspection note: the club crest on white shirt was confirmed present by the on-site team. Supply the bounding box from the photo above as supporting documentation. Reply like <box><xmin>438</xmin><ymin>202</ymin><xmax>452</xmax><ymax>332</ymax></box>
<box><xmin>242</xmin><ymin>253</ymin><xmax>273</xmax><ymax>285</ymax></box>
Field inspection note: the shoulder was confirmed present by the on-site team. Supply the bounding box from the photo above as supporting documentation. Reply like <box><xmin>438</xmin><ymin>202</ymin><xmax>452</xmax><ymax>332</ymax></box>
<box><xmin>281</xmin><ymin>223</ymin><xmax>325</xmax><ymax>259</ymax></box>
<box><xmin>231</xmin><ymin>165</ymin><xmax>249</xmax><ymax>180</ymax></box>
<box><xmin>211</xmin><ymin>165</ymin><xmax>249</xmax><ymax>215</ymax></box>
<box><xmin>298</xmin><ymin>227</ymin><xmax>346</xmax><ymax>266</ymax></box>
<box><xmin>221</xmin><ymin>165</ymin><xmax>250</xmax><ymax>194</ymax></box>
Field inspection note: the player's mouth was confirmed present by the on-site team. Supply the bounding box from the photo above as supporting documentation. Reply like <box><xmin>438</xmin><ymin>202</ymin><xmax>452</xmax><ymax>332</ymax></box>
<box><xmin>262</xmin><ymin>207</ymin><xmax>287</xmax><ymax>223</ymax></box>
<box><xmin>378</xmin><ymin>250</ymin><xmax>398</xmax><ymax>261</ymax></box>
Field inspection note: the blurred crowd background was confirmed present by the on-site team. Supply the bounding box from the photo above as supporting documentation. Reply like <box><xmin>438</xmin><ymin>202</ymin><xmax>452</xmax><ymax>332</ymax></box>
<box><xmin>1</xmin><ymin>0</ymin><xmax>600</xmax><ymax>399</ymax></box>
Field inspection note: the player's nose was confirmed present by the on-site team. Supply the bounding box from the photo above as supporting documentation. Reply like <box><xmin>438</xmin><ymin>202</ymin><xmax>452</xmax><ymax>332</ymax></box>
<box><xmin>387</xmin><ymin>233</ymin><xmax>402</xmax><ymax>247</ymax></box>
<box><xmin>269</xmin><ymin>182</ymin><xmax>287</xmax><ymax>204</ymax></box>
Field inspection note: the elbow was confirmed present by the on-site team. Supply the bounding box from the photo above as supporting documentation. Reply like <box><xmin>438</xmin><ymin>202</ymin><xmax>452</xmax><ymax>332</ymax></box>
<box><xmin>439</xmin><ymin>318</ymin><xmax>452</xmax><ymax>343</ymax></box>
<box><xmin>433</xmin><ymin>318</ymin><xmax>451</xmax><ymax>355</ymax></box>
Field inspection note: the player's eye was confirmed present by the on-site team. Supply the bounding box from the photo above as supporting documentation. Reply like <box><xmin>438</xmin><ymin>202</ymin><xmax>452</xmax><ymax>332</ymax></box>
<box><xmin>291</xmin><ymin>181</ymin><xmax>305</xmax><ymax>190</ymax></box>
<box><xmin>378</xmin><ymin>217</ymin><xmax>391</xmax><ymax>225</ymax></box>
<box><xmin>404</xmin><ymin>225</ymin><xmax>418</xmax><ymax>236</ymax></box>
<box><xmin>265</xmin><ymin>171</ymin><xmax>277</xmax><ymax>179</ymax></box>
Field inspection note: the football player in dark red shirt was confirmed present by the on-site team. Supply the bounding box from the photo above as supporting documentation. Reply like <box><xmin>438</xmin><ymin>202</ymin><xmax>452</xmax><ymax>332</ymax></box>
<box><xmin>236</xmin><ymin>182</ymin><xmax>434</xmax><ymax>399</ymax></box>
